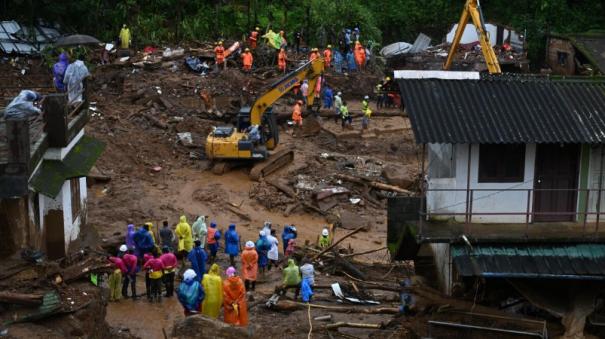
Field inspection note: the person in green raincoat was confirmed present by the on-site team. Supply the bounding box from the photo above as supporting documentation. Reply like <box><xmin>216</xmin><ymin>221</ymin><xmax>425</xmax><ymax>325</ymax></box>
<box><xmin>281</xmin><ymin>259</ymin><xmax>302</xmax><ymax>299</ymax></box>
<box><xmin>191</xmin><ymin>216</ymin><xmax>208</xmax><ymax>248</ymax></box>
<box><xmin>201</xmin><ymin>263</ymin><xmax>223</xmax><ymax>318</ymax></box>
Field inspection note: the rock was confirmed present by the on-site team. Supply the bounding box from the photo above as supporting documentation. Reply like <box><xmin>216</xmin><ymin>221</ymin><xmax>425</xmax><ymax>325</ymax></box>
<box><xmin>338</xmin><ymin>210</ymin><xmax>370</xmax><ymax>230</ymax></box>
<box><xmin>381</xmin><ymin>165</ymin><xmax>416</xmax><ymax>189</ymax></box>
<box><xmin>171</xmin><ymin>315</ymin><xmax>253</xmax><ymax>339</ymax></box>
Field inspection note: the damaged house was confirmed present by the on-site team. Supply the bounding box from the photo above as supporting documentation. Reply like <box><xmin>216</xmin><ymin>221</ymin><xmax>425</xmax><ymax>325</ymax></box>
<box><xmin>546</xmin><ymin>30</ymin><xmax>605</xmax><ymax>75</ymax></box>
<box><xmin>389</xmin><ymin>71</ymin><xmax>605</xmax><ymax>338</ymax></box>
<box><xmin>0</xmin><ymin>88</ymin><xmax>104</xmax><ymax>260</ymax></box>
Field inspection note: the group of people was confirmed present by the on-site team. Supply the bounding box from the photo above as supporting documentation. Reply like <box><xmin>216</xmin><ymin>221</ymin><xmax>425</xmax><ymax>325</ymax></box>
<box><xmin>106</xmin><ymin>216</ymin><xmax>333</xmax><ymax>327</ymax></box>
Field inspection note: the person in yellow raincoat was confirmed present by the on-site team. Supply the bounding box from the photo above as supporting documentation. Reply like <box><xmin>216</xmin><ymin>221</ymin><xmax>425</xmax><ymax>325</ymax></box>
<box><xmin>202</xmin><ymin>263</ymin><xmax>223</xmax><ymax>318</ymax></box>
<box><xmin>119</xmin><ymin>24</ymin><xmax>131</xmax><ymax>49</ymax></box>
<box><xmin>175</xmin><ymin>215</ymin><xmax>193</xmax><ymax>261</ymax></box>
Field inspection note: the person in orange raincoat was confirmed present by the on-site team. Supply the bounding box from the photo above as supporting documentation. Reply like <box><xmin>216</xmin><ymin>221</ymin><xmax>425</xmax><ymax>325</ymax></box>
<box><xmin>309</xmin><ymin>48</ymin><xmax>319</xmax><ymax>62</ymax></box>
<box><xmin>249</xmin><ymin>27</ymin><xmax>260</xmax><ymax>49</ymax></box>
<box><xmin>223</xmin><ymin>266</ymin><xmax>248</xmax><ymax>326</ymax></box>
<box><xmin>323</xmin><ymin>45</ymin><xmax>332</xmax><ymax>68</ymax></box>
<box><xmin>214</xmin><ymin>41</ymin><xmax>226</xmax><ymax>70</ymax></box>
<box><xmin>354</xmin><ymin>41</ymin><xmax>366</xmax><ymax>71</ymax></box>
<box><xmin>292</xmin><ymin>100</ymin><xmax>303</xmax><ymax>127</ymax></box>
<box><xmin>241</xmin><ymin>241</ymin><xmax>258</xmax><ymax>291</ymax></box>
<box><xmin>278</xmin><ymin>48</ymin><xmax>287</xmax><ymax>73</ymax></box>
<box><xmin>241</xmin><ymin>48</ymin><xmax>253</xmax><ymax>72</ymax></box>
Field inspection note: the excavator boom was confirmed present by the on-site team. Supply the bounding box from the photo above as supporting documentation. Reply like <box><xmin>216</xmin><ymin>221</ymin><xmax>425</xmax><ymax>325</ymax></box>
<box><xmin>443</xmin><ymin>0</ymin><xmax>501</xmax><ymax>74</ymax></box>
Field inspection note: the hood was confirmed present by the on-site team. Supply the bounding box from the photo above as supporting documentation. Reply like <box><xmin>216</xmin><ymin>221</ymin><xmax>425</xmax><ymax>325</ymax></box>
<box><xmin>145</xmin><ymin>222</ymin><xmax>153</xmax><ymax>229</ymax></box>
<box><xmin>58</xmin><ymin>52</ymin><xmax>69</xmax><ymax>63</ymax></box>
<box><xmin>183</xmin><ymin>268</ymin><xmax>197</xmax><ymax>281</ymax></box>
<box><xmin>228</xmin><ymin>224</ymin><xmax>236</xmax><ymax>231</ymax></box>
<box><xmin>127</xmin><ymin>224</ymin><xmax>135</xmax><ymax>232</ymax></box>
<box><xmin>287</xmin><ymin>258</ymin><xmax>296</xmax><ymax>267</ymax></box>
<box><xmin>209</xmin><ymin>263</ymin><xmax>220</xmax><ymax>275</ymax></box>
<box><xmin>179</xmin><ymin>215</ymin><xmax>187</xmax><ymax>224</ymax></box>
<box><xmin>210</xmin><ymin>222</ymin><xmax>217</xmax><ymax>228</ymax></box>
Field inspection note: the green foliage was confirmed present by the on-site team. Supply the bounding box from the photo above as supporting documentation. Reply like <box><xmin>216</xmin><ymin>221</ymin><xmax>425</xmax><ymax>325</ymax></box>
<box><xmin>2</xmin><ymin>0</ymin><xmax>605</xmax><ymax>66</ymax></box>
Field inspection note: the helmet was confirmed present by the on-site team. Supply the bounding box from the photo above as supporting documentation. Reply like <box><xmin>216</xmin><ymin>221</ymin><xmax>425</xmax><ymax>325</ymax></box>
<box><xmin>337</xmin><ymin>91</ymin><xmax>342</xmax><ymax>96</ymax></box>
<box><xmin>385</xmin><ymin>76</ymin><xmax>391</xmax><ymax>81</ymax></box>
<box><xmin>355</xmin><ymin>40</ymin><xmax>360</xmax><ymax>44</ymax></box>
<box><xmin>280</xmin><ymin>30</ymin><xmax>284</xmax><ymax>34</ymax></box>
<box><xmin>364</xmin><ymin>95</ymin><xmax>369</xmax><ymax>100</ymax></box>
<box><xmin>256</xmin><ymin>27</ymin><xmax>260</xmax><ymax>31</ymax></box>
<box><xmin>218</xmin><ymin>40</ymin><xmax>223</xmax><ymax>45</ymax></box>
<box><xmin>245</xmin><ymin>241</ymin><xmax>255</xmax><ymax>248</ymax></box>
<box><xmin>297</xmin><ymin>100</ymin><xmax>303</xmax><ymax>105</ymax></box>
<box><xmin>376</xmin><ymin>84</ymin><xmax>382</xmax><ymax>88</ymax></box>
<box><xmin>322</xmin><ymin>229</ymin><xmax>329</xmax><ymax>236</ymax></box>
<box><xmin>327</xmin><ymin>44</ymin><xmax>332</xmax><ymax>48</ymax></box>
<box><xmin>245</xmin><ymin>48</ymin><xmax>250</xmax><ymax>51</ymax></box>
<box><xmin>119</xmin><ymin>244</ymin><xmax>128</xmax><ymax>252</ymax></box>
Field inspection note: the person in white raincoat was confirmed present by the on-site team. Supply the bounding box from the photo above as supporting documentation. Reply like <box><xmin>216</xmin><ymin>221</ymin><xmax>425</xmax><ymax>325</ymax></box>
<box><xmin>191</xmin><ymin>216</ymin><xmax>208</xmax><ymax>248</ymax></box>
<box><xmin>63</xmin><ymin>59</ymin><xmax>90</xmax><ymax>106</ymax></box>
<box><xmin>266</xmin><ymin>229</ymin><xmax>279</xmax><ymax>270</ymax></box>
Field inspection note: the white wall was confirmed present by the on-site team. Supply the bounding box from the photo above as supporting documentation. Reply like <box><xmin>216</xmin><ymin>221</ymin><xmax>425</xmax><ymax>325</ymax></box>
<box><xmin>427</xmin><ymin>143</ymin><xmax>536</xmax><ymax>223</ymax></box>
<box><xmin>429</xmin><ymin>243</ymin><xmax>452</xmax><ymax>295</ymax></box>
<box><xmin>587</xmin><ymin>146</ymin><xmax>605</xmax><ymax>221</ymax></box>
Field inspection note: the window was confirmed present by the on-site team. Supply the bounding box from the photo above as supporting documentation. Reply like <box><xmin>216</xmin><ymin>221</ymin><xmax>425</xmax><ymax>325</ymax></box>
<box><xmin>557</xmin><ymin>51</ymin><xmax>568</xmax><ymax>66</ymax></box>
<box><xmin>70</xmin><ymin>178</ymin><xmax>81</xmax><ymax>221</ymax></box>
<box><xmin>428</xmin><ymin>144</ymin><xmax>456</xmax><ymax>178</ymax></box>
<box><xmin>478</xmin><ymin>144</ymin><xmax>525</xmax><ymax>183</ymax></box>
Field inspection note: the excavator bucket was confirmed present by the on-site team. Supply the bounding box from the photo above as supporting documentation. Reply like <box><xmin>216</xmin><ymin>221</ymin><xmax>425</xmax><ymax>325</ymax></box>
<box><xmin>249</xmin><ymin>149</ymin><xmax>294</xmax><ymax>181</ymax></box>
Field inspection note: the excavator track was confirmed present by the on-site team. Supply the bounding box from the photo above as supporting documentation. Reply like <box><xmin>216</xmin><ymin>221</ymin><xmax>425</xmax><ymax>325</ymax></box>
<box><xmin>249</xmin><ymin>149</ymin><xmax>294</xmax><ymax>181</ymax></box>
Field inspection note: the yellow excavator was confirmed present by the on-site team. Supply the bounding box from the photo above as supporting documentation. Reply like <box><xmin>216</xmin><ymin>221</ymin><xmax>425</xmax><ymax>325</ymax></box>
<box><xmin>205</xmin><ymin>58</ymin><xmax>324</xmax><ymax>180</ymax></box>
<box><xmin>444</xmin><ymin>0</ymin><xmax>501</xmax><ymax>74</ymax></box>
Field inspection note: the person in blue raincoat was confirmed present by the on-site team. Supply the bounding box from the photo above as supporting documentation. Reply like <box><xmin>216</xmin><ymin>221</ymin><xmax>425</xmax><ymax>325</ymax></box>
<box><xmin>177</xmin><ymin>269</ymin><xmax>205</xmax><ymax>316</ymax></box>
<box><xmin>255</xmin><ymin>231</ymin><xmax>271</xmax><ymax>275</ymax></box>
<box><xmin>346</xmin><ymin>51</ymin><xmax>357</xmax><ymax>72</ymax></box>
<box><xmin>225</xmin><ymin>224</ymin><xmax>241</xmax><ymax>267</ymax></box>
<box><xmin>187</xmin><ymin>239</ymin><xmax>208</xmax><ymax>279</ymax></box>
<box><xmin>323</xmin><ymin>85</ymin><xmax>333</xmax><ymax>109</ymax></box>
<box><xmin>281</xmin><ymin>225</ymin><xmax>298</xmax><ymax>253</ymax></box>
<box><xmin>52</xmin><ymin>52</ymin><xmax>69</xmax><ymax>92</ymax></box>
<box><xmin>133</xmin><ymin>224</ymin><xmax>155</xmax><ymax>259</ymax></box>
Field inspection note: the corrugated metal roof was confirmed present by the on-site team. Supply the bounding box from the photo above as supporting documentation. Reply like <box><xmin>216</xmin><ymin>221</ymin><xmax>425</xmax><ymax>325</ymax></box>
<box><xmin>452</xmin><ymin>243</ymin><xmax>605</xmax><ymax>279</ymax></box>
<box><xmin>0</xmin><ymin>20</ymin><xmax>60</xmax><ymax>55</ymax></box>
<box><xmin>398</xmin><ymin>76</ymin><xmax>605</xmax><ymax>144</ymax></box>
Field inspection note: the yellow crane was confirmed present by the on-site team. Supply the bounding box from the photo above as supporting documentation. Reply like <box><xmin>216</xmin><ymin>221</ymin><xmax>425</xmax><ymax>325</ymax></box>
<box><xmin>205</xmin><ymin>58</ymin><xmax>324</xmax><ymax>179</ymax></box>
<box><xmin>444</xmin><ymin>0</ymin><xmax>502</xmax><ymax>74</ymax></box>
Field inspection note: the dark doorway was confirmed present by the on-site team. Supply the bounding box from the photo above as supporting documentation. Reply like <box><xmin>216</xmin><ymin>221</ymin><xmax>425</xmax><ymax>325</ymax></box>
<box><xmin>45</xmin><ymin>210</ymin><xmax>65</xmax><ymax>260</ymax></box>
<box><xmin>533</xmin><ymin>144</ymin><xmax>580</xmax><ymax>222</ymax></box>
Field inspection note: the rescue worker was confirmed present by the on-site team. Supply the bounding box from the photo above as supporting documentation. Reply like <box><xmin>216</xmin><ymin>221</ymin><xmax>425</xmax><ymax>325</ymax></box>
<box><xmin>382</xmin><ymin>76</ymin><xmax>392</xmax><ymax>107</ymax></box>
<box><xmin>125</xmin><ymin>223</ymin><xmax>136</xmax><ymax>250</ymax></box>
<box><xmin>323</xmin><ymin>45</ymin><xmax>332</xmax><ymax>68</ymax></box>
<box><xmin>318</xmin><ymin>228</ymin><xmax>331</xmax><ymax>248</ymax></box>
<box><xmin>159</xmin><ymin>221</ymin><xmax>175</xmax><ymax>251</ymax></box>
<box><xmin>375</xmin><ymin>83</ymin><xmax>384</xmax><ymax>109</ymax></box>
<box><xmin>292</xmin><ymin>100</ymin><xmax>303</xmax><ymax>128</ymax></box>
<box><xmin>333</xmin><ymin>91</ymin><xmax>343</xmax><ymax>123</ymax></box>
<box><xmin>188</xmin><ymin>239</ymin><xmax>208</xmax><ymax>279</ymax></box>
<box><xmin>214</xmin><ymin>41</ymin><xmax>226</xmax><ymax>70</ymax></box>
<box><xmin>340</xmin><ymin>100</ymin><xmax>351</xmax><ymax>129</ymax></box>
<box><xmin>267</xmin><ymin>229</ymin><xmax>279</xmax><ymax>271</ymax></box>
<box><xmin>361</xmin><ymin>95</ymin><xmax>372</xmax><ymax>129</ymax></box>
<box><xmin>175</xmin><ymin>215</ymin><xmax>193</xmax><ymax>273</ymax></box>
<box><xmin>133</xmin><ymin>224</ymin><xmax>154</xmax><ymax>259</ymax></box>
<box><xmin>241</xmin><ymin>48</ymin><xmax>253</xmax><ymax>72</ymax></box>
<box><xmin>300</xmin><ymin>258</ymin><xmax>315</xmax><ymax>302</ymax></box>
<box><xmin>207</xmin><ymin>222</ymin><xmax>221</xmax><ymax>264</ymax></box>
<box><xmin>354</xmin><ymin>41</ymin><xmax>366</xmax><ymax>71</ymax></box>
<box><xmin>122</xmin><ymin>248</ymin><xmax>138</xmax><ymax>299</ymax></box>
<box><xmin>143</xmin><ymin>251</ymin><xmax>165</xmax><ymax>302</ymax></box>
<box><xmin>285</xmin><ymin>239</ymin><xmax>296</xmax><ymax>258</ymax></box>
<box><xmin>281</xmin><ymin>225</ymin><xmax>297</xmax><ymax>253</ymax></box>
<box><xmin>225</xmin><ymin>224</ymin><xmax>241</xmax><ymax>267</ymax></box>
<box><xmin>223</xmin><ymin>267</ymin><xmax>248</xmax><ymax>326</ymax></box>
<box><xmin>241</xmin><ymin>241</ymin><xmax>258</xmax><ymax>291</ymax></box>
<box><xmin>52</xmin><ymin>52</ymin><xmax>69</xmax><ymax>92</ymax></box>
<box><xmin>249</xmin><ymin>27</ymin><xmax>260</xmax><ymax>49</ymax></box>
<box><xmin>202</xmin><ymin>263</ymin><xmax>223</xmax><ymax>318</ymax></box>
<box><xmin>119</xmin><ymin>24</ymin><xmax>131</xmax><ymax>49</ymax></box>
<box><xmin>281</xmin><ymin>259</ymin><xmax>302</xmax><ymax>299</ymax></box>
<box><xmin>300</xmin><ymin>80</ymin><xmax>309</xmax><ymax>107</ymax></box>
<box><xmin>278</xmin><ymin>48</ymin><xmax>287</xmax><ymax>73</ymax></box>
<box><xmin>144</xmin><ymin>222</ymin><xmax>157</xmax><ymax>247</ymax></box>
<box><xmin>177</xmin><ymin>269</ymin><xmax>204</xmax><ymax>316</ymax></box>
<box><xmin>323</xmin><ymin>84</ymin><xmax>333</xmax><ymax>109</ymax></box>
<box><xmin>108</xmin><ymin>245</ymin><xmax>127</xmax><ymax>302</ymax></box>
<box><xmin>279</xmin><ymin>30</ymin><xmax>287</xmax><ymax>48</ymax></box>
<box><xmin>64</xmin><ymin>57</ymin><xmax>90</xmax><ymax>106</ymax></box>
<box><xmin>191</xmin><ymin>216</ymin><xmax>208</xmax><ymax>247</ymax></box>
<box><xmin>309</xmin><ymin>47</ymin><xmax>319</xmax><ymax>62</ymax></box>
<box><xmin>160</xmin><ymin>246</ymin><xmax>178</xmax><ymax>297</ymax></box>
<box><xmin>255</xmin><ymin>231</ymin><xmax>271</xmax><ymax>275</ymax></box>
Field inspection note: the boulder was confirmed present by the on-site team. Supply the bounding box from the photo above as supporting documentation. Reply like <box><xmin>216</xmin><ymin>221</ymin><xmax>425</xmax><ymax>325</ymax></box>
<box><xmin>382</xmin><ymin>165</ymin><xmax>416</xmax><ymax>189</ymax></box>
<box><xmin>172</xmin><ymin>315</ymin><xmax>254</xmax><ymax>339</ymax></box>
<box><xmin>338</xmin><ymin>210</ymin><xmax>370</xmax><ymax>231</ymax></box>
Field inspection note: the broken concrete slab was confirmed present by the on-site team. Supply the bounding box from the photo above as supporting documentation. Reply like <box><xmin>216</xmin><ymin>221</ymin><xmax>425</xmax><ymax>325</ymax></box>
<box><xmin>339</xmin><ymin>210</ymin><xmax>370</xmax><ymax>230</ymax></box>
<box><xmin>381</xmin><ymin>165</ymin><xmax>416</xmax><ymax>189</ymax></box>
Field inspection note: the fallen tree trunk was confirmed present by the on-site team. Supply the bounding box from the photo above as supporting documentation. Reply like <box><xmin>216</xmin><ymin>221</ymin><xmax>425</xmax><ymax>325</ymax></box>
<box><xmin>312</xmin><ymin>226</ymin><xmax>365</xmax><ymax>260</ymax></box>
<box><xmin>318</xmin><ymin>321</ymin><xmax>384</xmax><ymax>331</ymax></box>
<box><xmin>270</xmin><ymin>300</ymin><xmax>399</xmax><ymax>315</ymax></box>
<box><xmin>335</xmin><ymin>174</ymin><xmax>411</xmax><ymax>195</ymax></box>
<box><xmin>342</xmin><ymin>247</ymin><xmax>387</xmax><ymax>258</ymax></box>
<box><xmin>0</xmin><ymin>291</ymin><xmax>44</xmax><ymax>306</ymax></box>
<box><xmin>266</xmin><ymin>179</ymin><xmax>297</xmax><ymax>199</ymax></box>
<box><xmin>332</xmin><ymin>250</ymin><xmax>366</xmax><ymax>281</ymax></box>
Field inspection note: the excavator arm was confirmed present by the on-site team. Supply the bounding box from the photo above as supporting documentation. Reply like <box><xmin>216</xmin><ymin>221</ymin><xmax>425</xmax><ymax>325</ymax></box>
<box><xmin>250</xmin><ymin>58</ymin><xmax>324</xmax><ymax>125</ymax></box>
<box><xmin>443</xmin><ymin>0</ymin><xmax>501</xmax><ymax>74</ymax></box>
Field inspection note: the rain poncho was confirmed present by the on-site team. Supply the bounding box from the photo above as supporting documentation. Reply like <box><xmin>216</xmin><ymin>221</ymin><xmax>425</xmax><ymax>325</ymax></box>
<box><xmin>283</xmin><ymin>259</ymin><xmax>301</xmax><ymax>286</ymax></box>
<box><xmin>301</xmin><ymin>277</ymin><xmax>313</xmax><ymax>302</ymax></box>
<box><xmin>119</xmin><ymin>26</ymin><xmax>131</xmax><ymax>49</ymax></box>
<box><xmin>323</xmin><ymin>87</ymin><xmax>333</xmax><ymax>108</ymax></box>
<box><xmin>52</xmin><ymin>53</ymin><xmax>69</xmax><ymax>92</ymax></box>
<box><xmin>267</xmin><ymin>233</ymin><xmax>279</xmax><ymax>261</ymax></box>
<box><xmin>300</xmin><ymin>263</ymin><xmax>315</xmax><ymax>286</ymax></box>
<box><xmin>262</xmin><ymin>30</ymin><xmax>284</xmax><ymax>50</ymax></box>
<box><xmin>125</xmin><ymin>224</ymin><xmax>136</xmax><ymax>249</ymax></box>
<box><xmin>3</xmin><ymin>90</ymin><xmax>41</xmax><ymax>120</ymax></box>
<box><xmin>191</xmin><ymin>216</ymin><xmax>208</xmax><ymax>248</ymax></box>
<box><xmin>223</xmin><ymin>275</ymin><xmax>248</xmax><ymax>326</ymax></box>
<box><xmin>346</xmin><ymin>51</ymin><xmax>357</xmax><ymax>71</ymax></box>
<box><xmin>225</xmin><ymin>224</ymin><xmax>240</xmax><ymax>256</ymax></box>
<box><xmin>333</xmin><ymin>50</ymin><xmax>344</xmax><ymax>73</ymax></box>
<box><xmin>175</xmin><ymin>215</ymin><xmax>193</xmax><ymax>252</ymax></box>
<box><xmin>318</xmin><ymin>235</ymin><xmax>331</xmax><ymax>248</ymax></box>
<box><xmin>255</xmin><ymin>235</ymin><xmax>271</xmax><ymax>268</ymax></box>
<box><xmin>187</xmin><ymin>246</ymin><xmax>208</xmax><ymax>279</ymax></box>
<box><xmin>202</xmin><ymin>264</ymin><xmax>223</xmax><ymax>318</ymax></box>
<box><xmin>133</xmin><ymin>227</ymin><xmax>154</xmax><ymax>254</ymax></box>
<box><xmin>178</xmin><ymin>270</ymin><xmax>205</xmax><ymax>313</ymax></box>
<box><xmin>241</xmin><ymin>245</ymin><xmax>258</xmax><ymax>281</ymax></box>
<box><xmin>281</xmin><ymin>226</ymin><xmax>297</xmax><ymax>253</ymax></box>
<box><xmin>63</xmin><ymin>60</ymin><xmax>90</xmax><ymax>105</ymax></box>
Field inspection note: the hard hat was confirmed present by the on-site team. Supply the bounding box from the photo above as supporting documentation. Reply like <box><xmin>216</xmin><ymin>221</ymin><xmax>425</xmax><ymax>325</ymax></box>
<box><xmin>245</xmin><ymin>47</ymin><xmax>250</xmax><ymax>51</ymax></box>
<box><xmin>337</xmin><ymin>91</ymin><xmax>342</xmax><ymax>96</ymax></box>
<box><xmin>327</xmin><ymin>44</ymin><xmax>332</xmax><ymax>48</ymax></box>
<box><xmin>245</xmin><ymin>241</ymin><xmax>255</xmax><ymax>248</ymax></box>
<box><xmin>291</xmin><ymin>226</ymin><xmax>297</xmax><ymax>232</ymax></box>
<box><xmin>297</xmin><ymin>100</ymin><xmax>303</xmax><ymax>105</ymax></box>
<box><xmin>385</xmin><ymin>76</ymin><xmax>391</xmax><ymax>81</ymax></box>
<box><xmin>219</xmin><ymin>40</ymin><xmax>223</xmax><ymax>45</ymax></box>
<box><xmin>364</xmin><ymin>95</ymin><xmax>369</xmax><ymax>100</ymax></box>
<box><xmin>256</xmin><ymin>27</ymin><xmax>260</xmax><ymax>31</ymax></box>
<box><xmin>377</xmin><ymin>84</ymin><xmax>382</xmax><ymax>88</ymax></box>
<box><xmin>119</xmin><ymin>244</ymin><xmax>128</xmax><ymax>252</ymax></box>
<box><xmin>322</xmin><ymin>229</ymin><xmax>329</xmax><ymax>236</ymax></box>
<box><xmin>280</xmin><ymin>30</ymin><xmax>284</xmax><ymax>34</ymax></box>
